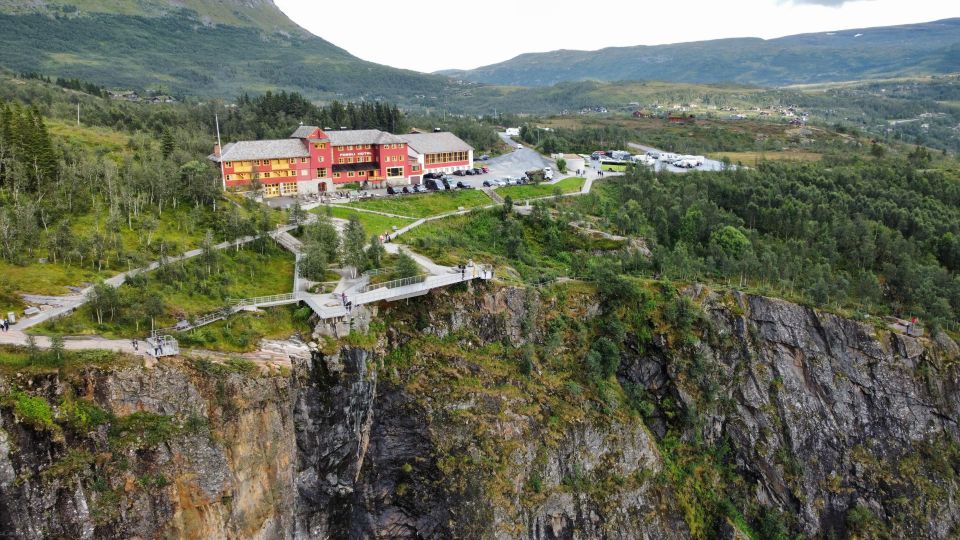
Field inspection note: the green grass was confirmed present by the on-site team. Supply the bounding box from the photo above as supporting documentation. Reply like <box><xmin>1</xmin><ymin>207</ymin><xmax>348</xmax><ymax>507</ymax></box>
<box><xmin>345</xmin><ymin>190</ymin><xmax>492</xmax><ymax>219</ymax></box>
<box><xmin>0</xmin><ymin>194</ymin><xmax>287</xmax><ymax>316</ymax></box>
<box><xmin>319</xmin><ymin>205</ymin><xmax>417</xmax><ymax>237</ymax></box>
<box><xmin>706</xmin><ymin>150</ymin><xmax>823</xmax><ymax>167</ymax></box>
<box><xmin>498</xmin><ymin>177</ymin><xmax>585</xmax><ymax>200</ymax></box>
<box><xmin>35</xmin><ymin>245</ymin><xmax>296</xmax><ymax>341</ymax></box>
<box><xmin>48</xmin><ymin>119</ymin><xmax>129</xmax><ymax>157</ymax></box>
<box><xmin>0</xmin><ymin>345</ymin><xmax>130</xmax><ymax>375</ymax></box>
<box><xmin>172</xmin><ymin>304</ymin><xmax>312</xmax><ymax>353</ymax></box>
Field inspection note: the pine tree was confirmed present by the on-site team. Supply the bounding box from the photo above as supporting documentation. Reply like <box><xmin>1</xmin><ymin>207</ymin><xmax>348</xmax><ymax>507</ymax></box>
<box><xmin>161</xmin><ymin>129</ymin><xmax>175</xmax><ymax>158</ymax></box>
<box><xmin>341</xmin><ymin>215</ymin><xmax>367</xmax><ymax>276</ymax></box>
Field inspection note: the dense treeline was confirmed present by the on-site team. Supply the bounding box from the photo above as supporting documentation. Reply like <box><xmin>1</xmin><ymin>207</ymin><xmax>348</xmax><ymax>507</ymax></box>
<box><xmin>518</xmin><ymin>123</ymin><xmax>801</xmax><ymax>155</ymax></box>
<box><xmin>0</xmin><ymin>91</ymin><xmax>226</xmax><ymax>270</ymax></box>
<box><xmin>582</xmin><ymin>158</ymin><xmax>960</xmax><ymax>328</ymax></box>
<box><xmin>18</xmin><ymin>72</ymin><xmax>109</xmax><ymax>99</ymax></box>
<box><xmin>222</xmin><ymin>91</ymin><xmax>404</xmax><ymax>140</ymax></box>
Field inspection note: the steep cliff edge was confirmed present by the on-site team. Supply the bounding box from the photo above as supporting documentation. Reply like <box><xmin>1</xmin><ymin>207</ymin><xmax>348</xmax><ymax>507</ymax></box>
<box><xmin>0</xmin><ymin>282</ymin><xmax>957</xmax><ymax>538</ymax></box>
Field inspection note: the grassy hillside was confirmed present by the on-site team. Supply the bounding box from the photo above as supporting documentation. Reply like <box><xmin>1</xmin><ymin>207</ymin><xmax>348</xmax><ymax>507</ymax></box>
<box><xmin>0</xmin><ymin>1</ymin><xmax>454</xmax><ymax>102</ymax></box>
<box><xmin>442</xmin><ymin>18</ymin><xmax>960</xmax><ymax>88</ymax></box>
<box><xmin>0</xmin><ymin>0</ymin><xmax>300</xmax><ymax>31</ymax></box>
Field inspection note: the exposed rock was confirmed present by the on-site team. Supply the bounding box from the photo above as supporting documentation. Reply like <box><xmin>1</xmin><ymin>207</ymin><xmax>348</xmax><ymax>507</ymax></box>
<box><xmin>0</xmin><ymin>285</ymin><xmax>957</xmax><ymax>538</ymax></box>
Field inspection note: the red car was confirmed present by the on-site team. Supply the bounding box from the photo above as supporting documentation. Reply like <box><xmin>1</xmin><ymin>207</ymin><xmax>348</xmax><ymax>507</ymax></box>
<box><xmin>481</xmin><ymin>166</ymin><xmax>489</xmax><ymax>173</ymax></box>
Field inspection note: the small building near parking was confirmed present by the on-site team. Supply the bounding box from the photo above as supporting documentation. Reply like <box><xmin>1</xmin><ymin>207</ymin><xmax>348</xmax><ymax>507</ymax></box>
<box><xmin>400</xmin><ymin>132</ymin><xmax>474</xmax><ymax>178</ymax></box>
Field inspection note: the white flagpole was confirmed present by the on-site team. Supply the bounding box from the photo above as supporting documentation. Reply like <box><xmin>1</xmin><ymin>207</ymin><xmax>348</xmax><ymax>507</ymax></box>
<box><xmin>215</xmin><ymin>112</ymin><xmax>226</xmax><ymax>191</ymax></box>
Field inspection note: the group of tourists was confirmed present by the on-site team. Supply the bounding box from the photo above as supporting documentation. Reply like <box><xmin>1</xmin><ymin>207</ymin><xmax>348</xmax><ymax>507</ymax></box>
<box><xmin>129</xmin><ymin>338</ymin><xmax>164</xmax><ymax>356</ymax></box>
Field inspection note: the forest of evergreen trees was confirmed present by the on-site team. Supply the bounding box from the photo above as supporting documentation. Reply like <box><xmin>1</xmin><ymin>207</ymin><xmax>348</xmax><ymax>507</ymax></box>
<box><xmin>580</xmin><ymin>158</ymin><xmax>960</xmax><ymax>328</ymax></box>
<box><xmin>222</xmin><ymin>91</ymin><xmax>404</xmax><ymax>140</ymax></box>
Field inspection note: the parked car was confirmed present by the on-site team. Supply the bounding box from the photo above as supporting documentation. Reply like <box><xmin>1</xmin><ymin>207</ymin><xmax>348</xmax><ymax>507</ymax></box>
<box><xmin>453</xmin><ymin>170</ymin><xmax>465</xmax><ymax>176</ymax></box>
<box><xmin>472</xmin><ymin>168</ymin><xmax>483</xmax><ymax>175</ymax></box>
<box><xmin>478</xmin><ymin>154</ymin><xmax>490</xmax><ymax>160</ymax></box>
<box><xmin>425</xmin><ymin>179</ymin><xmax>440</xmax><ymax>191</ymax></box>
<box><xmin>441</xmin><ymin>177</ymin><xmax>453</xmax><ymax>189</ymax></box>
<box><xmin>413</xmin><ymin>184</ymin><xmax>426</xmax><ymax>193</ymax></box>
<box><xmin>402</xmin><ymin>186</ymin><xmax>411</xmax><ymax>194</ymax></box>
<box><xmin>457</xmin><ymin>181</ymin><xmax>473</xmax><ymax>189</ymax></box>
<box><xmin>516</xmin><ymin>144</ymin><xmax>523</xmax><ymax>150</ymax></box>
<box><xmin>386</xmin><ymin>185</ymin><xmax>397</xmax><ymax>195</ymax></box>
<box><xmin>465</xmin><ymin>169</ymin><xmax>475</xmax><ymax>176</ymax></box>
<box><xmin>481</xmin><ymin>166</ymin><xmax>489</xmax><ymax>173</ymax></box>
<box><xmin>482</xmin><ymin>180</ymin><xmax>493</xmax><ymax>187</ymax></box>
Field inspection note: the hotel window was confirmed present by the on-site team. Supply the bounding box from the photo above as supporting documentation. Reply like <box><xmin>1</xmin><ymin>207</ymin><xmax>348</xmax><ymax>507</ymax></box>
<box><xmin>334</xmin><ymin>172</ymin><xmax>341</xmax><ymax>178</ymax></box>
<box><xmin>225</xmin><ymin>174</ymin><xmax>232</xmax><ymax>181</ymax></box>
<box><xmin>346</xmin><ymin>145</ymin><xmax>353</xmax><ymax>150</ymax></box>
<box><xmin>338</xmin><ymin>158</ymin><xmax>347</xmax><ymax>164</ymax></box>
<box><xmin>358</xmin><ymin>171</ymin><xmax>366</xmax><ymax>176</ymax></box>
<box><xmin>317</xmin><ymin>168</ymin><xmax>328</xmax><ymax>177</ymax></box>
<box><xmin>288</xmin><ymin>158</ymin><xmax>296</xmax><ymax>164</ymax></box>
<box><xmin>317</xmin><ymin>156</ymin><xmax>324</xmax><ymax>162</ymax></box>
<box><xmin>301</xmin><ymin>158</ymin><xmax>308</xmax><ymax>163</ymax></box>
<box><xmin>289</xmin><ymin>171</ymin><xmax>296</xmax><ymax>177</ymax></box>
<box><xmin>348</xmin><ymin>172</ymin><xmax>355</xmax><ymax>178</ymax></box>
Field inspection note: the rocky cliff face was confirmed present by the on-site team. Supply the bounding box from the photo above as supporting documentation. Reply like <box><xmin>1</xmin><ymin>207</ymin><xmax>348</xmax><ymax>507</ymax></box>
<box><xmin>0</xmin><ymin>283</ymin><xmax>957</xmax><ymax>539</ymax></box>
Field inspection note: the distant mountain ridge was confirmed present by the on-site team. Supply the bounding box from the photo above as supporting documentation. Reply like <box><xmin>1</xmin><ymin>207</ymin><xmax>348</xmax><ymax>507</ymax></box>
<box><xmin>439</xmin><ymin>18</ymin><xmax>960</xmax><ymax>87</ymax></box>
<box><xmin>0</xmin><ymin>0</ymin><xmax>454</xmax><ymax>102</ymax></box>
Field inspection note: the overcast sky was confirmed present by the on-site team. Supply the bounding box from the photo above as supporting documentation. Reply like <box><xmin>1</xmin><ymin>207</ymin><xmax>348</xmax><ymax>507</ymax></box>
<box><xmin>274</xmin><ymin>0</ymin><xmax>958</xmax><ymax>73</ymax></box>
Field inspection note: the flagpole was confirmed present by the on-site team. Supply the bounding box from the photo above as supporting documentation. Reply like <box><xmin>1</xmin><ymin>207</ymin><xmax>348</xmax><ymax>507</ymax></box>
<box><xmin>215</xmin><ymin>112</ymin><xmax>226</xmax><ymax>191</ymax></box>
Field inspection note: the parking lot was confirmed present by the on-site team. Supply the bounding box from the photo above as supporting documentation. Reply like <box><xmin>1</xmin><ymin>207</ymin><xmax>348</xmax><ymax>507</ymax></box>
<box><xmin>626</xmin><ymin>142</ymin><xmax>727</xmax><ymax>173</ymax></box>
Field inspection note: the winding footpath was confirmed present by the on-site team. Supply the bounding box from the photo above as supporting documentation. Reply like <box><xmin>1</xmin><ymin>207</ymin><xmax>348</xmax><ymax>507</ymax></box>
<box><xmin>7</xmin><ymin>164</ymin><xmax>613</xmax><ymax>358</ymax></box>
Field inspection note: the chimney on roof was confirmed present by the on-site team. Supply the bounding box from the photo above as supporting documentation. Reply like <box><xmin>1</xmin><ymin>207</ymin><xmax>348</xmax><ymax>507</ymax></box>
<box><xmin>213</xmin><ymin>143</ymin><xmax>221</xmax><ymax>157</ymax></box>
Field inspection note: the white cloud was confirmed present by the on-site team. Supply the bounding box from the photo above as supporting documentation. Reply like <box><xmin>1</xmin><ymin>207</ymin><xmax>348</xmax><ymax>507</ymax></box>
<box><xmin>274</xmin><ymin>0</ymin><xmax>959</xmax><ymax>73</ymax></box>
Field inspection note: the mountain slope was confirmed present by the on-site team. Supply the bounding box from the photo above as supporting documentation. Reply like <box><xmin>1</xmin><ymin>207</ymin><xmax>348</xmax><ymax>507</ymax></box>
<box><xmin>0</xmin><ymin>0</ymin><xmax>453</xmax><ymax>102</ymax></box>
<box><xmin>441</xmin><ymin>18</ymin><xmax>960</xmax><ymax>87</ymax></box>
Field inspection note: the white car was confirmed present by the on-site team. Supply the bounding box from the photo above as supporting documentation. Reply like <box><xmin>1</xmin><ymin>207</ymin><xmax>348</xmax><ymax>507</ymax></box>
<box><xmin>543</xmin><ymin>166</ymin><xmax>553</xmax><ymax>176</ymax></box>
<box><xmin>516</xmin><ymin>144</ymin><xmax>523</xmax><ymax>150</ymax></box>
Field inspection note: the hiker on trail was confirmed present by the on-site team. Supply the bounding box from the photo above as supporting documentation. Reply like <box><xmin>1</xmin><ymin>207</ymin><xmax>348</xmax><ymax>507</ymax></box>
<box><xmin>131</xmin><ymin>339</ymin><xmax>138</xmax><ymax>352</ymax></box>
<box><xmin>0</xmin><ymin>319</ymin><xmax>5</xmax><ymax>332</ymax></box>
<box><xmin>341</xmin><ymin>292</ymin><xmax>347</xmax><ymax>306</ymax></box>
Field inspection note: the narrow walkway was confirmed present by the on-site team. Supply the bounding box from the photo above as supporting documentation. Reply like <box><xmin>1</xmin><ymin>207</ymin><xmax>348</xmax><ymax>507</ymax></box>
<box><xmin>16</xmin><ymin>222</ymin><xmax>312</xmax><ymax>331</ymax></box>
<box><xmin>483</xmin><ymin>187</ymin><xmax>505</xmax><ymax>204</ymax></box>
<box><xmin>0</xmin><ymin>330</ymin><xmax>301</xmax><ymax>364</ymax></box>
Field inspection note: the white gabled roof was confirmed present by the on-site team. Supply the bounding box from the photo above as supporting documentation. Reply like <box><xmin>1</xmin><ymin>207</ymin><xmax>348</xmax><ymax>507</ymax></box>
<box><xmin>326</xmin><ymin>129</ymin><xmax>404</xmax><ymax>146</ymax></box>
<box><xmin>400</xmin><ymin>132</ymin><xmax>473</xmax><ymax>155</ymax></box>
<box><xmin>213</xmin><ymin>139</ymin><xmax>310</xmax><ymax>162</ymax></box>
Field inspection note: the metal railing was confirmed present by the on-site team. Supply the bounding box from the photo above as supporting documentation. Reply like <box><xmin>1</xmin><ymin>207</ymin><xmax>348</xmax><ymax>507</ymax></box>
<box><xmin>361</xmin><ymin>274</ymin><xmax>428</xmax><ymax>293</ymax></box>
<box><xmin>272</xmin><ymin>232</ymin><xmax>303</xmax><ymax>253</ymax></box>
<box><xmin>230</xmin><ymin>292</ymin><xmax>300</xmax><ymax>308</ymax></box>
